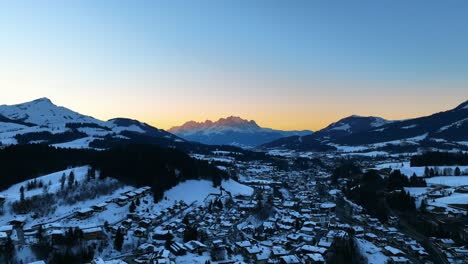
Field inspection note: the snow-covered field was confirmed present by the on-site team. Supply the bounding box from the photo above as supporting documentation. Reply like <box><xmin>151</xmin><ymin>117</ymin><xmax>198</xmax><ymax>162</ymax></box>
<box><xmin>433</xmin><ymin>193</ymin><xmax>468</xmax><ymax>205</ymax></box>
<box><xmin>426</xmin><ymin>176</ymin><xmax>468</xmax><ymax>187</ymax></box>
<box><xmin>0</xmin><ymin>166</ymin><xmax>90</xmax><ymax>203</ymax></box>
<box><xmin>375</xmin><ymin>162</ymin><xmax>468</xmax><ymax>177</ymax></box>
<box><xmin>159</xmin><ymin>179</ymin><xmax>254</xmax><ymax>207</ymax></box>
<box><xmin>355</xmin><ymin>238</ymin><xmax>388</xmax><ymax>264</ymax></box>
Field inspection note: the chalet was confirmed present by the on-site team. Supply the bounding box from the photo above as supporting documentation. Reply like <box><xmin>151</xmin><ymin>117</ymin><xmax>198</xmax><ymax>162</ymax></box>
<box><xmin>153</xmin><ymin>229</ymin><xmax>172</xmax><ymax>240</ymax></box>
<box><xmin>82</xmin><ymin>227</ymin><xmax>104</xmax><ymax>240</ymax></box>
<box><xmin>272</xmin><ymin>246</ymin><xmax>288</xmax><ymax>258</ymax></box>
<box><xmin>0</xmin><ymin>225</ymin><xmax>13</xmax><ymax>236</ymax></box>
<box><xmin>280</xmin><ymin>255</ymin><xmax>301</xmax><ymax>264</ymax></box>
<box><xmin>235</xmin><ymin>240</ymin><xmax>252</xmax><ymax>253</ymax></box>
<box><xmin>76</xmin><ymin>208</ymin><xmax>94</xmax><ymax>219</ymax></box>
<box><xmin>384</xmin><ymin>246</ymin><xmax>405</xmax><ymax>257</ymax></box>
<box><xmin>91</xmin><ymin>202</ymin><xmax>107</xmax><ymax>212</ymax></box>
<box><xmin>297</xmin><ymin>245</ymin><xmax>327</xmax><ymax>255</ymax></box>
<box><xmin>300</xmin><ymin>226</ymin><xmax>315</xmax><ymax>235</ymax></box>
<box><xmin>9</xmin><ymin>216</ymin><xmax>26</xmax><ymax>227</ymax></box>
<box><xmin>133</xmin><ymin>227</ymin><xmax>147</xmax><ymax>238</ymax></box>
<box><xmin>255</xmin><ymin>249</ymin><xmax>270</xmax><ymax>264</ymax></box>
<box><xmin>211</xmin><ymin>240</ymin><xmax>228</xmax><ymax>261</ymax></box>
<box><xmin>351</xmin><ymin>226</ymin><xmax>364</xmax><ymax>236</ymax></box>
<box><xmin>46</xmin><ymin>229</ymin><xmax>65</xmax><ymax>243</ymax></box>
<box><xmin>184</xmin><ymin>240</ymin><xmax>207</xmax><ymax>254</ymax></box>
<box><xmin>364</xmin><ymin>232</ymin><xmax>378</xmax><ymax>242</ymax></box>
<box><xmin>122</xmin><ymin>218</ymin><xmax>132</xmax><ymax>228</ymax></box>
<box><xmin>169</xmin><ymin>241</ymin><xmax>187</xmax><ymax>256</ymax></box>
<box><xmin>388</xmin><ymin>256</ymin><xmax>410</xmax><ymax>263</ymax></box>
<box><xmin>116</xmin><ymin>196</ymin><xmax>129</xmax><ymax>206</ymax></box>
<box><xmin>305</xmin><ymin>253</ymin><xmax>325</xmax><ymax>264</ymax></box>
<box><xmin>139</xmin><ymin>219</ymin><xmax>152</xmax><ymax>228</ymax></box>
<box><xmin>137</xmin><ymin>243</ymin><xmax>157</xmax><ymax>254</ymax></box>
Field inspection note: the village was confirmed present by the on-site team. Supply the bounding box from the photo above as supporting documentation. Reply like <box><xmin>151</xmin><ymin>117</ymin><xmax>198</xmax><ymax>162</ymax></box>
<box><xmin>0</xmin><ymin>151</ymin><xmax>467</xmax><ymax>264</ymax></box>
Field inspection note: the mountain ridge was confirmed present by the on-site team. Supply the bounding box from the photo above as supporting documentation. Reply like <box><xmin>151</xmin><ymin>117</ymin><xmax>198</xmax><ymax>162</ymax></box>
<box><xmin>169</xmin><ymin>116</ymin><xmax>312</xmax><ymax>147</ymax></box>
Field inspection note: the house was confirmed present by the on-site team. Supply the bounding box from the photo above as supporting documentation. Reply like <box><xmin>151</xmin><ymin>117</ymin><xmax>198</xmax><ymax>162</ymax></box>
<box><xmin>305</xmin><ymin>253</ymin><xmax>325</xmax><ymax>264</ymax></box>
<box><xmin>137</xmin><ymin>243</ymin><xmax>157</xmax><ymax>254</ymax></box>
<box><xmin>9</xmin><ymin>216</ymin><xmax>26</xmax><ymax>227</ymax></box>
<box><xmin>280</xmin><ymin>255</ymin><xmax>301</xmax><ymax>264</ymax></box>
<box><xmin>184</xmin><ymin>240</ymin><xmax>207</xmax><ymax>254</ymax></box>
<box><xmin>388</xmin><ymin>256</ymin><xmax>410</xmax><ymax>263</ymax></box>
<box><xmin>133</xmin><ymin>227</ymin><xmax>147</xmax><ymax>238</ymax></box>
<box><xmin>0</xmin><ymin>225</ymin><xmax>13</xmax><ymax>236</ymax></box>
<box><xmin>271</xmin><ymin>246</ymin><xmax>288</xmax><ymax>258</ymax></box>
<box><xmin>91</xmin><ymin>203</ymin><xmax>107</xmax><ymax>212</ymax></box>
<box><xmin>82</xmin><ymin>227</ymin><xmax>104</xmax><ymax>240</ymax></box>
<box><xmin>46</xmin><ymin>229</ymin><xmax>65</xmax><ymax>243</ymax></box>
<box><xmin>384</xmin><ymin>246</ymin><xmax>405</xmax><ymax>257</ymax></box>
<box><xmin>153</xmin><ymin>229</ymin><xmax>172</xmax><ymax>240</ymax></box>
<box><xmin>169</xmin><ymin>241</ymin><xmax>187</xmax><ymax>256</ymax></box>
<box><xmin>116</xmin><ymin>196</ymin><xmax>129</xmax><ymax>206</ymax></box>
<box><xmin>76</xmin><ymin>208</ymin><xmax>94</xmax><ymax>219</ymax></box>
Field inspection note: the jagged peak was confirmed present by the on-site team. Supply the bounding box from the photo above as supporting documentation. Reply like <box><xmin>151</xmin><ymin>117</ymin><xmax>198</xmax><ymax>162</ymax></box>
<box><xmin>169</xmin><ymin>116</ymin><xmax>259</xmax><ymax>132</ymax></box>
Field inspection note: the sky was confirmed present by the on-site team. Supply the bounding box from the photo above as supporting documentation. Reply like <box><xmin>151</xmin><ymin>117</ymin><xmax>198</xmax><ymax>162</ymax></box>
<box><xmin>0</xmin><ymin>0</ymin><xmax>467</xmax><ymax>131</ymax></box>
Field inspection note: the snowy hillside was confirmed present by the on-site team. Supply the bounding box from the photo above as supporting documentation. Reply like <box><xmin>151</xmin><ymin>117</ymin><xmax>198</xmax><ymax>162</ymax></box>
<box><xmin>260</xmin><ymin>100</ymin><xmax>468</xmax><ymax>153</ymax></box>
<box><xmin>0</xmin><ymin>98</ymin><xmax>184</xmax><ymax>148</ymax></box>
<box><xmin>0</xmin><ymin>166</ymin><xmax>253</xmax><ymax>263</ymax></box>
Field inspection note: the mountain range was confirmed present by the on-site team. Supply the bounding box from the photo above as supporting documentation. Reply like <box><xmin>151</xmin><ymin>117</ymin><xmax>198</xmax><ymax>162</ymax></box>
<box><xmin>168</xmin><ymin>116</ymin><xmax>312</xmax><ymax>147</ymax></box>
<box><xmin>1</xmin><ymin>98</ymin><xmax>467</xmax><ymax>154</ymax></box>
<box><xmin>260</xmin><ymin>100</ymin><xmax>468</xmax><ymax>152</ymax></box>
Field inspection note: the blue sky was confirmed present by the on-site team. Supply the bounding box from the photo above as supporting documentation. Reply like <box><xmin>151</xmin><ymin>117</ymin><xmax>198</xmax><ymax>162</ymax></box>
<box><xmin>1</xmin><ymin>0</ymin><xmax>467</xmax><ymax>130</ymax></box>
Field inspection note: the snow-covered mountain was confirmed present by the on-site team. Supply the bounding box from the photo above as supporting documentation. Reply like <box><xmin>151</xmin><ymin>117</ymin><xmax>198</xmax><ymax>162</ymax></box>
<box><xmin>260</xmin><ymin>100</ymin><xmax>468</xmax><ymax>152</ymax></box>
<box><xmin>0</xmin><ymin>98</ymin><xmax>184</xmax><ymax>148</ymax></box>
<box><xmin>169</xmin><ymin>116</ymin><xmax>312</xmax><ymax>147</ymax></box>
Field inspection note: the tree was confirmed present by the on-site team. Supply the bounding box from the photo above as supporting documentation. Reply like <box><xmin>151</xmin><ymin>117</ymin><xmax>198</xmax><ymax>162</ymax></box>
<box><xmin>114</xmin><ymin>229</ymin><xmax>124</xmax><ymax>252</ymax></box>
<box><xmin>183</xmin><ymin>225</ymin><xmax>199</xmax><ymax>242</ymax></box>
<box><xmin>20</xmin><ymin>186</ymin><xmax>25</xmax><ymax>201</ymax></box>
<box><xmin>86</xmin><ymin>167</ymin><xmax>95</xmax><ymax>181</ymax></box>
<box><xmin>420</xmin><ymin>199</ymin><xmax>427</xmax><ymax>213</ymax></box>
<box><xmin>68</xmin><ymin>171</ymin><xmax>75</xmax><ymax>189</ymax></box>
<box><xmin>60</xmin><ymin>173</ymin><xmax>66</xmax><ymax>190</ymax></box>
<box><xmin>455</xmin><ymin>167</ymin><xmax>461</xmax><ymax>176</ymax></box>
<box><xmin>4</xmin><ymin>236</ymin><xmax>15</xmax><ymax>263</ymax></box>
<box><xmin>129</xmin><ymin>201</ymin><xmax>136</xmax><ymax>213</ymax></box>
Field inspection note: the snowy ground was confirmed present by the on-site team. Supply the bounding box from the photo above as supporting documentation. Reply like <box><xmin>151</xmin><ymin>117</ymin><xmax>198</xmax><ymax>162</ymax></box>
<box><xmin>375</xmin><ymin>162</ymin><xmax>468</xmax><ymax>177</ymax></box>
<box><xmin>0</xmin><ymin>166</ymin><xmax>90</xmax><ymax>203</ymax></box>
<box><xmin>426</xmin><ymin>176</ymin><xmax>468</xmax><ymax>187</ymax></box>
<box><xmin>355</xmin><ymin>238</ymin><xmax>388</xmax><ymax>264</ymax></box>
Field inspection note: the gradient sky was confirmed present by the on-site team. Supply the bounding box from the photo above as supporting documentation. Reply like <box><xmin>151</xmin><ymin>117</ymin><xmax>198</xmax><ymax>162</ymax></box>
<box><xmin>1</xmin><ymin>0</ymin><xmax>467</xmax><ymax>131</ymax></box>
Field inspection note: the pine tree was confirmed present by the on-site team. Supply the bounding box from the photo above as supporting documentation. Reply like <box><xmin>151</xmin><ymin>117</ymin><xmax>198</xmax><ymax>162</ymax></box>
<box><xmin>455</xmin><ymin>167</ymin><xmax>461</xmax><ymax>176</ymax></box>
<box><xmin>68</xmin><ymin>171</ymin><xmax>75</xmax><ymax>189</ymax></box>
<box><xmin>4</xmin><ymin>236</ymin><xmax>15</xmax><ymax>262</ymax></box>
<box><xmin>129</xmin><ymin>201</ymin><xmax>136</xmax><ymax>213</ymax></box>
<box><xmin>20</xmin><ymin>186</ymin><xmax>25</xmax><ymax>201</ymax></box>
<box><xmin>114</xmin><ymin>229</ymin><xmax>124</xmax><ymax>252</ymax></box>
<box><xmin>60</xmin><ymin>173</ymin><xmax>66</xmax><ymax>190</ymax></box>
<box><xmin>424</xmin><ymin>167</ymin><xmax>430</xmax><ymax>177</ymax></box>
